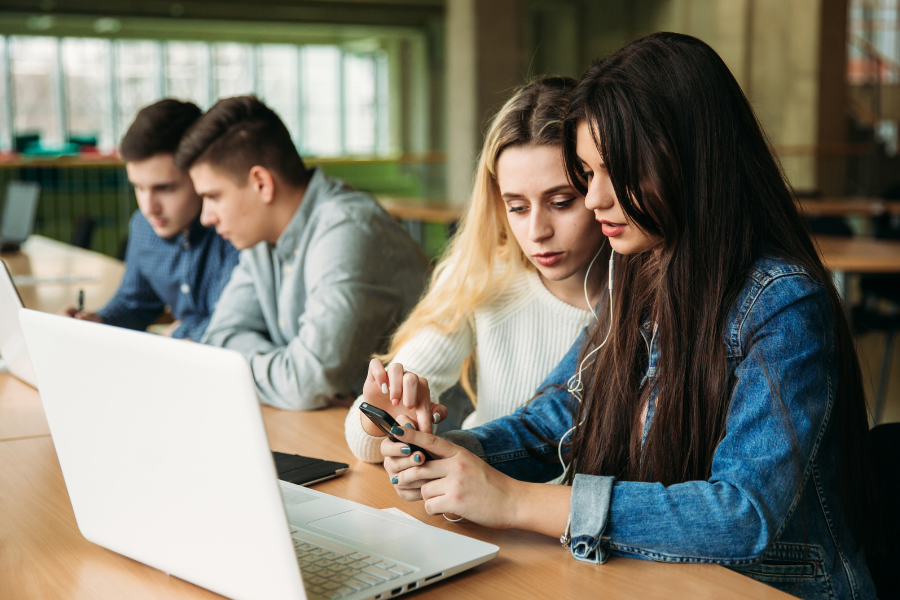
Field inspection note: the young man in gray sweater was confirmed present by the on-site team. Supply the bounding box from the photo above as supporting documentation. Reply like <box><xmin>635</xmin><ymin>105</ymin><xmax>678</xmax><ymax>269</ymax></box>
<box><xmin>175</xmin><ymin>96</ymin><xmax>429</xmax><ymax>410</ymax></box>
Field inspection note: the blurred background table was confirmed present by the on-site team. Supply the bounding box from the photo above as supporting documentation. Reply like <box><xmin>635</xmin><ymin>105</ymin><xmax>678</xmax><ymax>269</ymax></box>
<box><xmin>1</xmin><ymin>235</ymin><xmax>124</xmax><ymax>315</ymax></box>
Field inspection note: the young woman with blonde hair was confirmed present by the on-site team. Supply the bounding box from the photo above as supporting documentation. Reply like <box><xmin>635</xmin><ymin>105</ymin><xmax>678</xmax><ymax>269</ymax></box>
<box><xmin>345</xmin><ymin>76</ymin><xmax>608</xmax><ymax>462</ymax></box>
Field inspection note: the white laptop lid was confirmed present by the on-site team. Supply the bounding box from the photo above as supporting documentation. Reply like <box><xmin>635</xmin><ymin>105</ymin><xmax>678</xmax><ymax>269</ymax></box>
<box><xmin>0</xmin><ymin>260</ymin><xmax>37</xmax><ymax>387</ymax></box>
<box><xmin>18</xmin><ymin>309</ymin><xmax>306</xmax><ymax>600</ymax></box>
<box><xmin>1</xmin><ymin>181</ymin><xmax>40</xmax><ymax>244</ymax></box>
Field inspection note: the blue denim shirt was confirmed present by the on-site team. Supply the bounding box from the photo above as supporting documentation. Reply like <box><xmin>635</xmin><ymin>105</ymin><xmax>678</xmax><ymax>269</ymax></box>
<box><xmin>444</xmin><ymin>257</ymin><xmax>875</xmax><ymax>600</ymax></box>
<box><xmin>97</xmin><ymin>210</ymin><xmax>239</xmax><ymax>340</ymax></box>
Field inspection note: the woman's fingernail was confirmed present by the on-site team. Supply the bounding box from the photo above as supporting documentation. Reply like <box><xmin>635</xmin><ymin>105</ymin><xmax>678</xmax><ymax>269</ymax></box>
<box><xmin>392</xmin><ymin>398</ymin><xmax>399</xmax><ymax>406</ymax></box>
<box><xmin>414</xmin><ymin>454</ymin><xmax>422</xmax><ymax>463</ymax></box>
<box><xmin>381</xmin><ymin>383</ymin><xmax>388</xmax><ymax>394</ymax></box>
<box><xmin>390</xmin><ymin>425</ymin><xmax>405</xmax><ymax>436</ymax></box>
<box><xmin>391</xmin><ymin>476</ymin><xmax>398</xmax><ymax>484</ymax></box>
<box><xmin>433</xmin><ymin>412</ymin><xmax>442</xmax><ymax>424</ymax></box>
<box><xmin>404</xmin><ymin>423</ymin><xmax>415</xmax><ymax>429</ymax></box>
<box><xmin>401</xmin><ymin>446</ymin><xmax>411</xmax><ymax>455</ymax></box>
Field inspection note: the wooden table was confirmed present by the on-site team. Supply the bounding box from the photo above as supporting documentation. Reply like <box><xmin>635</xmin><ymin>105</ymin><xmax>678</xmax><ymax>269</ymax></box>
<box><xmin>379</xmin><ymin>197</ymin><xmax>463</xmax><ymax>225</ymax></box>
<box><xmin>0</xmin><ymin>380</ymin><xmax>790</xmax><ymax>600</ymax></box>
<box><xmin>815</xmin><ymin>235</ymin><xmax>900</xmax><ymax>274</ymax></box>
<box><xmin>800</xmin><ymin>198</ymin><xmax>900</xmax><ymax>218</ymax></box>
<box><xmin>1</xmin><ymin>235</ymin><xmax>125</xmax><ymax>315</ymax></box>
<box><xmin>1</xmin><ymin>236</ymin><xmax>125</xmax><ymax>441</ymax></box>
<box><xmin>0</xmin><ymin>373</ymin><xmax>51</xmax><ymax>441</ymax></box>
<box><xmin>0</xmin><ymin>238</ymin><xmax>791</xmax><ymax>599</ymax></box>
<box><xmin>814</xmin><ymin>235</ymin><xmax>900</xmax><ymax>423</ymax></box>
<box><xmin>814</xmin><ymin>234</ymin><xmax>900</xmax><ymax>304</ymax></box>
<box><xmin>378</xmin><ymin>198</ymin><xmax>462</xmax><ymax>247</ymax></box>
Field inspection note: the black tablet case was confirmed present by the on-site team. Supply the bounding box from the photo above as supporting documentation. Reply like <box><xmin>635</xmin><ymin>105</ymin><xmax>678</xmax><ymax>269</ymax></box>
<box><xmin>272</xmin><ymin>451</ymin><xmax>348</xmax><ymax>486</ymax></box>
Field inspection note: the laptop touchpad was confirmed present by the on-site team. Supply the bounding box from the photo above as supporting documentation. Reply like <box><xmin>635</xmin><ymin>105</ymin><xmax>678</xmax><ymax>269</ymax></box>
<box><xmin>308</xmin><ymin>510</ymin><xmax>417</xmax><ymax>545</ymax></box>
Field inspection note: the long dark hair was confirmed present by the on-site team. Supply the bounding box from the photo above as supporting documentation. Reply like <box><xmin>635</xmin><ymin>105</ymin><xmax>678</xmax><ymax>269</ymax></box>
<box><xmin>561</xmin><ymin>33</ymin><xmax>875</xmax><ymax>547</ymax></box>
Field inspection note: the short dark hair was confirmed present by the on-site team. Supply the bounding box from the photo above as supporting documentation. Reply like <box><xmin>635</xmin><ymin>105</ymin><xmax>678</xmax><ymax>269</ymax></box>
<box><xmin>173</xmin><ymin>95</ymin><xmax>308</xmax><ymax>187</ymax></box>
<box><xmin>120</xmin><ymin>99</ymin><xmax>202</xmax><ymax>163</ymax></box>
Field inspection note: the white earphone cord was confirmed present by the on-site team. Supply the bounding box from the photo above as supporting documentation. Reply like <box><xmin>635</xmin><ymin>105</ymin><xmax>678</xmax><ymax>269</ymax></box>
<box><xmin>558</xmin><ymin>245</ymin><xmax>614</xmax><ymax>480</ymax></box>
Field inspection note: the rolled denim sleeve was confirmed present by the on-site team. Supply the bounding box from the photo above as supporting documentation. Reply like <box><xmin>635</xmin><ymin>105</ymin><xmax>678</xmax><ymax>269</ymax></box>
<box><xmin>569</xmin><ymin>475</ymin><xmax>614</xmax><ymax>563</ymax></box>
<box><xmin>566</xmin><ymin>275</ymin><xmax>836</xmax><ymax>564</ymax></box>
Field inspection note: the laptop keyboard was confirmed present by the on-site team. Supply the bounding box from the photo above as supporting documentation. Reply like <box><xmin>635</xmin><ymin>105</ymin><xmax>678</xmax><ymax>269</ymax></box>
<box><xmin>293</xmin><ymin>537</ymin><xmax>415</xmax><ymax>599</ymax></box>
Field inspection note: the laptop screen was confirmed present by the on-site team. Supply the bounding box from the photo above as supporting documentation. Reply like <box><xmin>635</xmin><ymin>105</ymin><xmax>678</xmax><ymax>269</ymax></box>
<box><xmin>1</xmin><ymin>182</ymin><xmax>41</xmax><ymax>244</ymax></box>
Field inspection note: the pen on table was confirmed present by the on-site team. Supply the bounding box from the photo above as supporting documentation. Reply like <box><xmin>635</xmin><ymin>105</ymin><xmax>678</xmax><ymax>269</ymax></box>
<box><xmin>77</xmin><ymin>289</ymin><xmax>84</xmax><ymax>313</ymax></box>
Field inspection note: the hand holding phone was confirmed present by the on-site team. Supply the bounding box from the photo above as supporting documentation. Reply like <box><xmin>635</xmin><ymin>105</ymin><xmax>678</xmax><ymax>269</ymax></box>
<box><xmin>359</xmin><ymin>402</ymin><xmax>435</xmax><ymax>460</ymax></box>
<box><xmin>367</xmin><ymin>405</ymin><xmax>464</xmax><ymax>522</ymax></box>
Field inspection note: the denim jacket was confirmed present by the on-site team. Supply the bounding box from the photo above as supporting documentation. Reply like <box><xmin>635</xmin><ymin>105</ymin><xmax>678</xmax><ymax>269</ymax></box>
<box><xmin>444</xmin><ymin>258</ymin><xmax>875</xmax><ymax>600</ymax></box>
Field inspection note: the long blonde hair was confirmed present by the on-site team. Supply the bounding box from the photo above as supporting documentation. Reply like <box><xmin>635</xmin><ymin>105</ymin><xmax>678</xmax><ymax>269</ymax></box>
<box><xmin>382</xmin><ymin>77</ymin><xmax>578</xmax><ymax>404</ymax></box>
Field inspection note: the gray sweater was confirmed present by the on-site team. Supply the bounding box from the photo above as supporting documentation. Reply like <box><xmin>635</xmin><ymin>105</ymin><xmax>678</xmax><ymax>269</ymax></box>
<box><xmin>201</xmin><ymin>168</ymin><xmax>429</xmax><ymax>410</ymax></box>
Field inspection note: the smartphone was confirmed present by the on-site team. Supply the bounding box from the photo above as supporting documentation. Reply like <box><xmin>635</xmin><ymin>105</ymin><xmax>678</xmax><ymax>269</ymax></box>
<box><xmin>359</xmin><ymin>402</ymin><xmax>435</xmax><ymax>460</ymax></box>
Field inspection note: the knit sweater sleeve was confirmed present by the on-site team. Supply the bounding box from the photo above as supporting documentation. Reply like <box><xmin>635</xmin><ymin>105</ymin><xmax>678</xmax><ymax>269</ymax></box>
<box><xmin>343</xmin><ymin>319</ymin><xmax>476</xmax><ymax>463</ymax></box>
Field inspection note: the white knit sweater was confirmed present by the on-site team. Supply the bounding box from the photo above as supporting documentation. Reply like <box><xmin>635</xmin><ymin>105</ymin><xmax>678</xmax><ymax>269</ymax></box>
<box><xmin>344</xmin><ymin>267</ymin><xmax>592</xmax><ymax>462</ymax></box>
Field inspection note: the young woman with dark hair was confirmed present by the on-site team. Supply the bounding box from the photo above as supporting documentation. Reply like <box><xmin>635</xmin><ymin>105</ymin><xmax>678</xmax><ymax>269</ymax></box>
<box><xmin>378</xmin><ymin>32</ymin><xmax>877</xmax><ymax>599</ymax></box>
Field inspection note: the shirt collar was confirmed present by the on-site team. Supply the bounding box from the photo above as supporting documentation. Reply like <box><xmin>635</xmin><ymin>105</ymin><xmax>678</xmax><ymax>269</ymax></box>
<box><xmin>274</xmin><ymin>167</ymin><xmax>323</xmax><ymax>261</ymax></box>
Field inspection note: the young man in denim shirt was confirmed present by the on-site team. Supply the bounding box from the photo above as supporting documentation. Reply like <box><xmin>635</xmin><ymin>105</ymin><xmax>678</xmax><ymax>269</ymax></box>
<box><xmin>60</xmin><ymin>100</ymin><xmax>239</xmax><ymax>340</ymax></box>
<box><xmin>176</xmin><ymin>96</ymin><xmax>429</xmax><ymax>411</ymax></box>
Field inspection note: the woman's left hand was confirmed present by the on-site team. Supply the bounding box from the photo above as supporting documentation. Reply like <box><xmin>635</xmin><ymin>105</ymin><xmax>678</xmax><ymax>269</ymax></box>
<box><xmin>381</xmin><ymin>424</ymin><xmax>522</xmax><ymax>529</ymax></box>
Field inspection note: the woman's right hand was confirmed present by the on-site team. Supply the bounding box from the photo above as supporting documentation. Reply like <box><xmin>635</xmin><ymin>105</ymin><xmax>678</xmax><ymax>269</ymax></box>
<box><xmin>380</xmin><ymin>420</ymin><xmax>531</xmax><ymax>530</ymax></box>
<box><xmin>359</xmin><ymin>359</ymin><xmax>448</xmax><ymax>436</ymax></box>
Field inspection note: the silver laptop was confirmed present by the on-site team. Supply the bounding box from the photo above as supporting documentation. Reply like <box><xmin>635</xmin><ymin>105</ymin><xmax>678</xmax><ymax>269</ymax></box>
<box><xmin>18</xmin><ymin>308</ymin><xmax>497</xmax><ymax>600</ymax></box>
<box><xmin>0</xmin><ymin>181</ymin><xmax>41</xmax><ymax>252</ymax></box>
<box><xmin>0</xmin><ymin>260</ymin><xmax>37</xmax><ymax>387</ymax></box>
